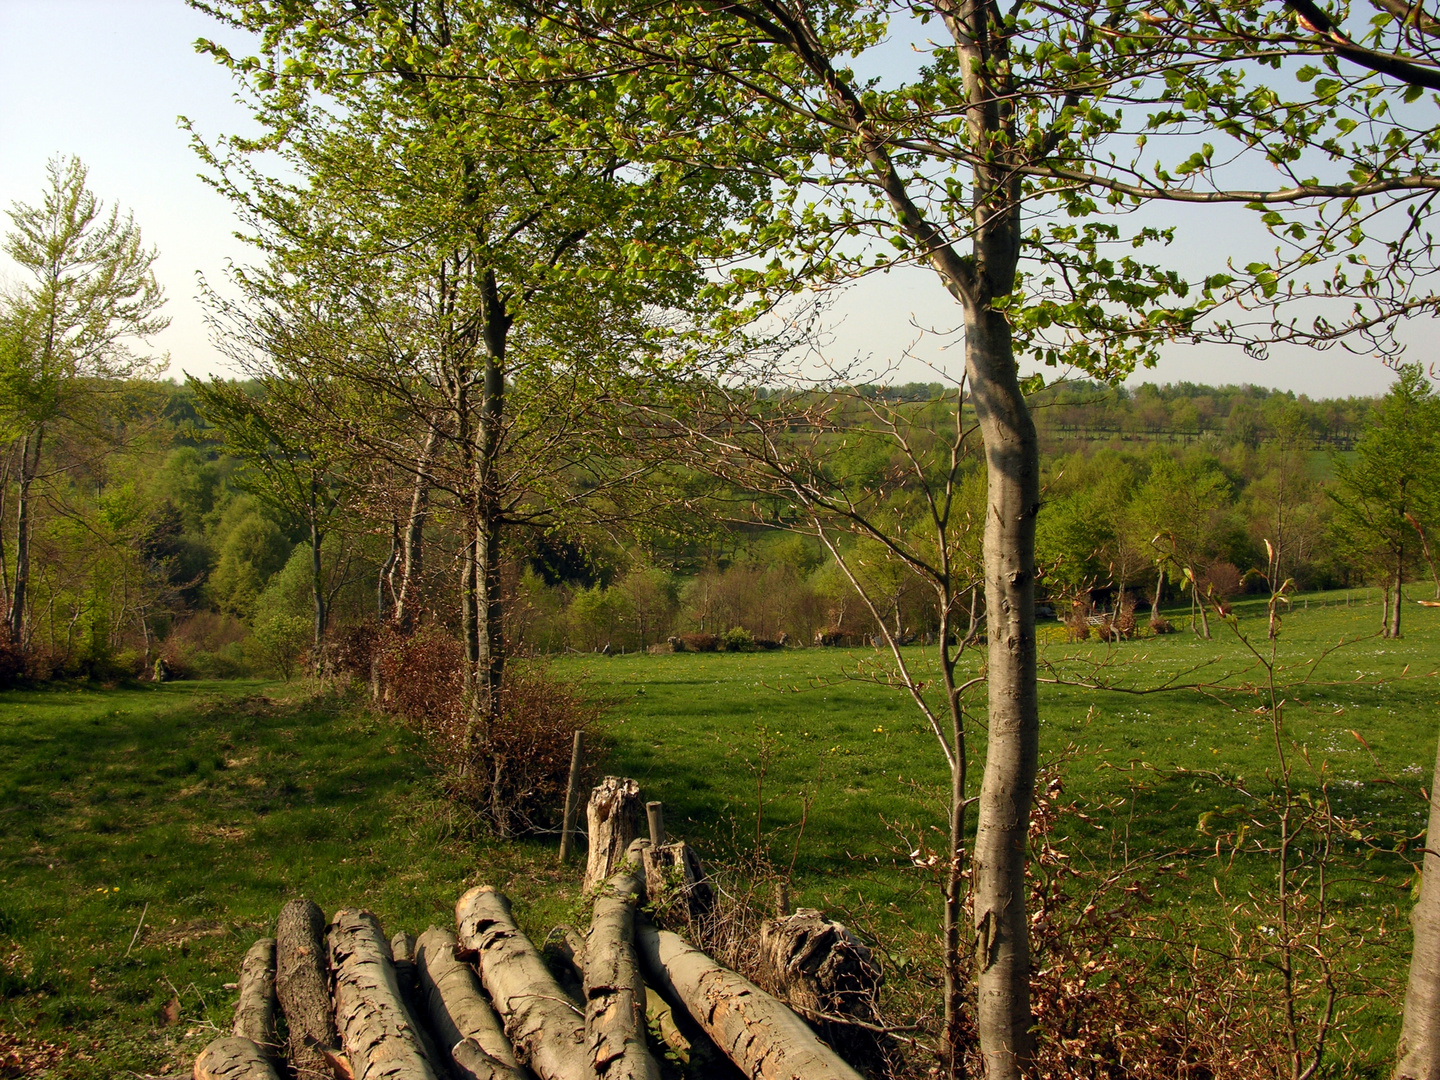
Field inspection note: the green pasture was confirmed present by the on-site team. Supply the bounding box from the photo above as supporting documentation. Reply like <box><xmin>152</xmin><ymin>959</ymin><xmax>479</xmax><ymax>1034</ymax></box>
<box><xmin>0</xmin><ymin>588</ymin><xmax>1436</xmax><ymax>1075</ymax></box>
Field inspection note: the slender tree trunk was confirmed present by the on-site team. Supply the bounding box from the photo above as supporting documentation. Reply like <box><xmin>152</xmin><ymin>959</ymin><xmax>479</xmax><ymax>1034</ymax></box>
<box><xmin>964</xmin><ymin>306</ymin><xmax>1039</xmax><ymax>1080</ymax></box>
<box><xmin>9</xmin><ymin>427</ymin><xmax>42</xmax><ymax>645</ymax></box>
<box><xmin>394</xmin><ymin>426</ymin><xmax>437</xmax><ymax>630</ymax></box>
<box><xmin>309</xmin><ymin>496</ymin><xmax>326</xmax><ymax>650</ymax></box>
<box><xmin>1394</xmin><ymin>547</ymin><xmax>1405</xmax><ymax>639</ymax></box>
<box><xmin>1396</xmin><ymin>728</ymin><xmax>1440</xmax><ymax>1078</ymax></box>
<box><xmin>1197</xmin><ymin>584</ymin><xmax>1211</xmax><ymax>639</ymax></box>
<box><xmin>474</xmin><ymin>271</ymin><xmax>509</xmax><ymax>718</ymax></box>
<box><xmin>379</xmin><ymin>523</ymin><xmax>400</xmax><ymax>621</ymax></box>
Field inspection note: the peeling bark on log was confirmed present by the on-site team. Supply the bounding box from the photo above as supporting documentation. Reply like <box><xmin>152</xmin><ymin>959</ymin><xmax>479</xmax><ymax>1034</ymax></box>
<box><xmin>584</xmin><ymin>862</ymin><xmax>662</xmax><ymax>1080</ymax></box>
<box><xmin>392</xmin><ymin>931</ymin><xmax>420</xmax><ymax>1013</ymax></box>
<box><xmin>636</xmin><ymin>919</ymin><xmax>864</xmax><ymax>1080</ymax></box>
<box><xmin>415</xmin><ymin>926</ymin><xmax>527</xmax><ymax>1080</ymax></box>
<box><xmin>233</xmin><ymin>937</ymin><xmax>281</xmax><ymax>1058</ymax></box>
<box><xmin>194</xmin><ymin>1036</ymin><xmax>284</xmax><ymax>1080</ymax></box>
<box><xmin>328</xmin><ymin>909</ymin><xmax>441</xmax><ymax>1080</ymax></box>
<box><xmin>454</xmin><ymin>886</ymin><xmax>590</xmax><ymax>1080</ymax></box>
<box><xmin>640</xmin><ymin>842</ymin><xmax>712</xmax><ymax>920</ymax></box>
<box><xmin>276</xmin><ymin>899</ymin><xmax>341</xmax><ymax>1080</ymax></box>
<box><xmin>757</xmin><ymin>909</ymin><xmax>888</xmax><ymax>1072</ymax></box>
<box><xmin>584</xmin><ymin>777</ymin><xmax>643</xmax><ymax>893</ymax></box>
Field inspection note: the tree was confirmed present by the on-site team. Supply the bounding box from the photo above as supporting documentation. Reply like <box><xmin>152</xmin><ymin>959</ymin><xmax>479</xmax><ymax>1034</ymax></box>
<box><xmin>1134</xmin><ymin>453</ymin><xmax>1236</xmax><ymax>638</ymax></box>
<box><xmin>1328</xmin><ymin>364</ymin><xmax>1440</xmax><ymax>640</ymax></box>
<box><xmin>1</xmin><ymin>157</ymin><xmax>167</xmax><ymax>645</ymax></box>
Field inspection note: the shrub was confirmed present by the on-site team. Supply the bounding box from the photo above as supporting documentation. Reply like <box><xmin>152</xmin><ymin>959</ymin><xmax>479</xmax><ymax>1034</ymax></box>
<box><xmin>1149</xmin><ymin>615</ymin><xmax>1176</xmax><ymax>635</ymax></box>
<box><xmin>0</xmin><ymin>632</ymin><xmax>26</xmax><ymax>689</ymax></box>
<box><xmin>679</xmin><ymin>632</ymin><xmax>719</xmax><ymax>652</ymax></box>
<box><xmin>1065</xmin><ymin>599</ymin><xmax>1091</xmax><ymax>642</ymax></box>
<box><xmin>374</xmin><ymin>627</ymin><xmax>602</xmax><ymax>837</ymax></box>
<box><xmin>1198</xmin><ymin>560</ymin><xmax>1244</xmax><ymax>600</ymax></box>
<box><xmin>248</xmin><ymin>614</ymin><xmax>310</xmax><ymax>680</ymax></box>
<box><xmin>721</xmin><ymin>626</ymin><xmax>756</xmax><ymax>652</ymax></box>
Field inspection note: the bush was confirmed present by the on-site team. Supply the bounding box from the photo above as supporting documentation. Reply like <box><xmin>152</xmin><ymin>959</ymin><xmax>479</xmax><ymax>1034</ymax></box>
<box><xmin>721</xmin><ymin>626</ymin><xmax>756</xmax><ymax>652</ymax></box>
<box><xmin>247</xmin><ymin>614</ymin><xmax>310</xmax><ymax>680</ymax></box>
<box><xmin>374</xmin><ymin>627</ymin><xmax>602</xmax><ymax>837</ymax></box>
<box><xmin>678</xmin><ymin>632</ymin><xmax>720</xmax><ymax>652</ymax></box>
<box><xmin>1198</xmin><ymin>560</ymin><xmax>1244</xmax><ymax>600</ymax></box>
<box><xmin>0</xmin><ymin>632</ymin><xmax>26</xmax><ymax>689</ymax></box>
<box><xmin>1149</xmin><ymin>615</ymin><xmax>1175</xmax><ymax>635</ymax></box>
<box><xmin>1065</xmin><ymin>599</ymin><xmax>1091</xmax><ymax>642</ymax></box>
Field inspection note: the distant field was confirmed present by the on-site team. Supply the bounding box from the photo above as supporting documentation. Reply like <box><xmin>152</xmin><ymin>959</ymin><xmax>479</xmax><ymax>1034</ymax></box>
<box><xmin>0</xmin><ymin>588</ymin><xmax>1434</xmax><ymax>1075</ymax></box>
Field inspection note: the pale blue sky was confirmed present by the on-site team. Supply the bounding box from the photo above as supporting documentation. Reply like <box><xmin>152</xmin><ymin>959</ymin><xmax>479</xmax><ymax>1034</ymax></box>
<box><xmin>0</xmin><ymin>0</ymin><xmax>1416</xmax><ymax>397</ymax></box>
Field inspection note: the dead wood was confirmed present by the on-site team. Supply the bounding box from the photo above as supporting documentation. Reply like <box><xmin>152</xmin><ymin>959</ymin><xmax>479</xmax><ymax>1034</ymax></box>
<box><xmin>640</xmin><ymin>842</ymin><xmax>712</xmax><ymax>920</ymax></box>
<box><xmin>757</xmin><ymin>909</ymin><xmax>889</xmax><ymax>1072</ymax></box>
<box><xmin>584</xmin><ymin>855</ymin><xmax>662</xmax><ymax>1080</ymax></box>
<box><xmin>636</xmin><ymin>918</ymin><xmax>864</xmax><ymax>1080</ymax></box>
<box><xmin>392</xmin><ymin>930</ymin><xmax>420</xmax><ymax>1012</ymax></box>
<box><xmin>454</xmin><ymin>885</ymin><xmax>590</xmax><ymax>1080</ymax></box>
<box><xmin>233</xmin><ymin>937</ymin><xmax>281</xmax><ymax>1058</ymax></box>
<box><xmin>415</xmin><ymin>926</ymin><xmax>527</xmax><ymax>1080</ymax></box>
<box><xmin>328</xmin><ymin>908</ymin><xmax>441</xmax><ymax>1080</ymax></box>
<box><xmin>276</xmin><ymin>898</ymin><xmax>341</xmax><ymax>1080</ymax></box>
<box><xmin>194</xmin><ymin>1036</ymin><xmax>284</xmax><ymax>1080</ymax></box>
<box><xmin>584</xmin><ymin>777</ymin><xmax>642</xmax><ymax>893</ymax></box>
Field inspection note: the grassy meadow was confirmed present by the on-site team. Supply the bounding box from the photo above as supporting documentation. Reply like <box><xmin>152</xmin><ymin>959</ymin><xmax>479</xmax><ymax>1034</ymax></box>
<box><xmin>1</xmin><ymin>588</ymin><xmax>1437</xmax><ymax>1075</ymax></box>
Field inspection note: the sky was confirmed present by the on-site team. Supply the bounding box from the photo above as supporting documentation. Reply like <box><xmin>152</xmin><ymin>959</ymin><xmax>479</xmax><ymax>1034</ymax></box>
<box><xmin>0</xmin><ymin>0</ymin><xmax>1422</xmax><ymax>398</ymax></box>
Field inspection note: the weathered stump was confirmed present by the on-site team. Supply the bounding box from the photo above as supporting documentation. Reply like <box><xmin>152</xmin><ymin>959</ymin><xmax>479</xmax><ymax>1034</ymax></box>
<box><xmin>232</xmin><ymin>937</ymin><xmax>281</xmax><ymax>1059</ymax></box>
<box><xmin>584</xmin><ymin>777</ymin><xmax>643</xmax><ymax>893</ymax></box>
<box><xmin>193</xmin><ymin>1036</ymin><xmax>284</xmax><ymax>1080</ymax></box>
<box><xmin>328</xmin><ymin>909</ymin><xmax>441</xmax><ymax>1080</ymax></box>
<box><xmin>641</xmin><ymin>842</ymin><xmax>712</xmax><ymax>920</ymax></box>
<box><xmin>455</xmin><ymin>885</ymin><xmax>590</xmax><ymax>1080</ymax></box>
<box><xmin>275</xmin><ymin>899</ymin><xmax>341</xmax><ymax>1080</ymax></box>
<box><xmin>636</xmin><ymin>918</ymin><xmax>864</xmax><ymax>1080</ymax></box>
<box><xmin>757</xmin><ymin>909</ymin><xmax>888</xmax><ymax>1072</ymax></box>
<box><xmin>584</xmin><ymin>848</ymin><xmax>661</xmax><ymax>1080</ymax></box>
<box><xmin>414</xmin><ymin>926</ymin><xmax>527</xmax><ymax>1080</ymax></box>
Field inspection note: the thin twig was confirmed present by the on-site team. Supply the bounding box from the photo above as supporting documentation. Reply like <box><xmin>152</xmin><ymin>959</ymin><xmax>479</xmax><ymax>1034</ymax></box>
<box><xmin>124</xmin><ymin>902</ymin><xmax>149</xmax><ymax>959</ymax></box>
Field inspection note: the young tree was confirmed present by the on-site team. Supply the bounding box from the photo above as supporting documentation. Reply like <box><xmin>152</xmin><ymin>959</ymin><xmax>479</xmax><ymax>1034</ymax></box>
<box><xmin>1</xmin><ymin>157</ymin><xmax>167</xmax><ymax>645</ymax></box>
<box><xmin>1328</xmin><ymin>364</ymin><xmax>1440</xmax><ymax>640</ymax></box>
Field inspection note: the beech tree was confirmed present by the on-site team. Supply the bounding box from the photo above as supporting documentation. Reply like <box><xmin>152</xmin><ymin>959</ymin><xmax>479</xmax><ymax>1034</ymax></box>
<box><xmin>1</xmin><ymin>157</ymin><xmax>167</xmax><ymax>647</ymax></box>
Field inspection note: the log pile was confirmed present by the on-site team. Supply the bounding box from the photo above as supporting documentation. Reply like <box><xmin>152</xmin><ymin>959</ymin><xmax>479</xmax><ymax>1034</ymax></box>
<box><xmin>194</xmin><ymin>778</ymin><xmax>879</xmax><ymax>1080</ymax></box>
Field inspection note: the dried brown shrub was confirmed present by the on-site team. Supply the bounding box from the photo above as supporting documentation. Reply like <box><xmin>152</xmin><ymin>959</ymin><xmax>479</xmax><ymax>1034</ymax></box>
<box><xmin>1066</xmin><ymin>599</ymin><xmax>1092</xmax><ymax>642</ymax></box>
<box><xmin>678</xmin><ymin>632</ymin><xmax>720</xmax><ymax>652</ymax></box>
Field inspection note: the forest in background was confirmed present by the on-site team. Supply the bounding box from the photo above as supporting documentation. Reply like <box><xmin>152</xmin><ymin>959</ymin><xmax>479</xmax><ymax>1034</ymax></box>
<box><xmin>0</xmin><ymin>371</ymin><xmax>1410</xmax><ymax>683</ymax></box>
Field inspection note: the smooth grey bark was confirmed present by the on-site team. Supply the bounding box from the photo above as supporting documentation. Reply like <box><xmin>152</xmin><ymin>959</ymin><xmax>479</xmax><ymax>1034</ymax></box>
<box><xmin>308</xmin><ymin>488</ymin><xmax>326</xmax><ymax>649</ymax></box>
<box><xmin>415</xmin><ymin>926</ymin><xmax>527</xmax><ymax>1080</ymax></box>
<box><xmin>1398</xmin><ymin>730</ymin><xmax>1440</xmax><ymax>1079</ymax></box>
<box><xmin>7</xmin><ymin>427</ymin><xmax>41</xmax><ymax>644</ymax></box>
<box><xmin>1394</xmin><ymin>548</ymin><xmax>1406</xmax><ymax>638</ymax></box>
<box><xmin>393</xmin><ymin>424</ymin><xmax>438</xmax><ymax>630</ymax></box>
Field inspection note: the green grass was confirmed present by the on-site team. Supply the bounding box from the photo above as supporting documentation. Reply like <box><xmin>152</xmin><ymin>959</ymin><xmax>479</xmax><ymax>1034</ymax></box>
<box><xmin>0</xmin><ymin>588</ymin><xmax>1435</xmax><ymax>1075</ymax></box>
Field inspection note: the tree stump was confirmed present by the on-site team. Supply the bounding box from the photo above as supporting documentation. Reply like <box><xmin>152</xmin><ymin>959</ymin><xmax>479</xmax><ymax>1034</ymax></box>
<box><xmin>641</xmin><ymin>842</ymin><xmax>712</xmax><ymax>920</ymax></box>
<box><xmin>415</xmin><ymin>926</ymin><xmax>527</xmax><ymax>1080</ymax></box>
<box><xmin>232</xmin><ymin>937</ymin><xmax>281</xmax><ymax>1059</ymax></box>
<box><xmin>275</xmin><ymin>899</ymin><xmax>341</xmax><ymax>1080</ymax></box>
<box><xmin>328</xmin><ymin>909</ymin><xmax>441</xmax><ymax>1080</ymax></box>
<box><xmin>757</xmin><ymin>909</ymin><xmax>889</xmax><ymax>1072</ymax></box>
<box><xmin>636</xmin><ymin>918</ymin><xmax>864</xmax><ymax>1080</ymax></box>
<box><xmin>584</xmin><ymin>851</ymin><xmax>661</xmax><ymax>1080</ymax></box>
<box><xmin>455</xmin><ymin>885</ymin><xmax>590</xmax><ymax>1080</ymax></box>
<box><xmin>584</xmin><ymin>777</ymin><xmax>643</xmax><ymax>893</ymax></box>
<box><xmin>194</xmin><ymin>1036</ymin><xmax>284</xmax><ymax>1080</ymax></box>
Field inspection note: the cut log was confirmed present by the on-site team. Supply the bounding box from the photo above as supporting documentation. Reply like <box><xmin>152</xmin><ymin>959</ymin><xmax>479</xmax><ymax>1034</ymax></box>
<box><xmin>328</xmin><ymin>908</ymin><xmax>441</xmax><ymax>1080</ymax></box>
<box><xmin>455</xmin><ymin>885</ymin><xmax>589</xmax><ymax>1080</ymax></box>
<box><xmin>232</xmin><ymin>937</ymin><xmax>281</xmax><ymax>1058</ymax></box>
<box><xmin>194</xmin><ymin>1035</ymin><xmax>284</xmax><ymax>1080</ymax></box>
<box><xmin>584</xmin><ymin>777</ymin><xmax>643</xmax><ymax>893</ymax></box>
<box><xmin>636</xmin><ymin>918</ymin><xmax>864</xmax><ymax>1080</ymax></box>
<box><xmin>392</xmin><ymin>930</ymin><xmax>420</xmax><ymax>1010</ymax></box>
<box><xmin>584</xmin><ymin>857</ymin><xmax>662</xmax><ymax>1080</ymax></box>
<box><xmin>544</xmin><ymin>926</ymin><xmax>586</xmax><ymax>1006</ymax></box>
<box><xmin>757</xmin><ymin>909</ymin><xmax>888</xmax><ymax>1071</ymax></box>
<box><xmin>275</xmin><ymin>898</ymin><xmax>341</xmax><ymax>1080</ymax></box>
<box><xmin>415</xmin><ymin>926</ymin><xmax>527</xmax><ymax>1080</ymax></box>
<box><xmin>641</xmin><ymin>841</ymin><xmax>713</xmax><ymax>920</ymax></box>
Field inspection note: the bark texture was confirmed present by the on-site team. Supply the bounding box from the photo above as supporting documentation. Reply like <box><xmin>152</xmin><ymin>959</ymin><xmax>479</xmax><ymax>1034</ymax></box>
<box><xmin>635</xmin><ymin>919</ymin><xmax>863</xmax><ymax>1080</ymax></box>
<box><xmin>233</xmin><ymin>937</ymin><xmax>281</xmax><ymax>1058</ymax></box>
<box><xmin>276</xmin><ymin>898</ymin><xmax>341</xmax><ymax>1080</ymax></box>
<box><xmin>414</xmin><ymin>926</ymin><xmax>527</xmax><ymax>1080</ymax></box>
<box><xmin>392</xmin><ymin>930</ymin><xmax>420</xmax><ymax>1015</ymax></box>
<box><xmin>1396</xmin><ymin>729</ymin><xmax>1440</xmax><ymax>1078</ymax></box>
<box><xmin>757</xmin><ymin>910</ymin><xmax>887</xmax><ymax>1072</ymax></box>
<box><xmin>584</xmin><ymin>860</ymin><xmax>662</xmax><ymax>1080</ymax></box>
<box><xmin>454</xmin><ymin>886</ymin><xmax>590</xmax><ymax>1080</ymax></box>
<box><xmin>584</xmin><ymin>777</ymin><xmax>643</xmax><ymax>892</ymax></box>
<box><xmin>640</xmin><ymin>841</ymin><xmax>712</xmax><ymax>920</ymax></box>
<box><xmin>328</xmin><ymin>908</ymin><xmax>441</xmax><ymax>1080</ymax></box>
<box><xmin>194</xmin><ymin>1036</ymin><xmax>284</xmax><ymax>1080</ymax></box>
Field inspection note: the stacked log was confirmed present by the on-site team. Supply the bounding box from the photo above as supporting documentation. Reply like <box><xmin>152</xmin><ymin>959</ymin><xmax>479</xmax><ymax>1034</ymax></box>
<box><xmin>194</xmin><ymin>777</ymin><xmax>882</xmax><ymax>1080</ymax></box>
